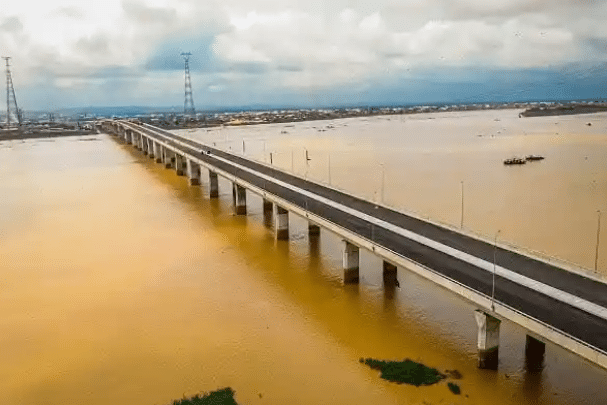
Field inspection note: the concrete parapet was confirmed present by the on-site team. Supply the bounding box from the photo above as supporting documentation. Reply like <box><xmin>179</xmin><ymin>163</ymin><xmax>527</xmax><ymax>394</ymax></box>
<box><xmin>342</xmin><ymin>240</ymin><xmax>360</xmax><ymax>283</ymax></box>
<box><xmin>475</xmin><ymin>310</ymin><xmax>501</xmax><ymax>369</ymax></box>
<box><xmin>275</xmin><ymin>205</ymin><xmax>289</xmax><ymax>240</ymax></box>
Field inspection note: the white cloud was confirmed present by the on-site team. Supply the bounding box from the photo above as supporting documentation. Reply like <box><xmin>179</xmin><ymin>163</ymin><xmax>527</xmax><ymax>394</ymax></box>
<box><xmin>0</xmin><ymin>0</ymin><xmax>606</xmax><ymax>109</ymax></box>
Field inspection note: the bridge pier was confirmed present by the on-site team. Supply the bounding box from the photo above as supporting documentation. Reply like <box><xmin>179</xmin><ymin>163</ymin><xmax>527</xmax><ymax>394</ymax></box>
<box><xmin>383</xmin><ymin>261</ymin><xmax>398</xmax><ymax>285</ymax></box>
<box><xmin>186</xmin><ymin>159</ymin><xmax>201</xmax><ymax>185</ymax></box>
<box><xmin>263</xmin><ymin>198</ymin><xmax>273</xmax><ymax>213</ymax></box>
<box><xmin>525</xmin><ymin>335</ymin><xmax>546</xmax><ymax>371</ymax></box>
<box><xmin>154</xmin><ymin>142</ymin><xmax>162</xmax><ymax>163</ymax></box>
<box><xmin>142</xmin><ymin>136</ymin><xmax>149</xmax><ymax>155</ymax></box>
<box><xmin>209</xmin><ymin>171</ymin><xmax>219</xmax><ymax>198</ymax></box>
<box><xmin>147</xmin><ymin>138</ymin><xmax>154</xmax><ymax>158</ymax></box>
<box><xmin>165</xmin><ymin>150</ymin><xmax>175</xmax><ymax>169</ymax></box>
<box><xmin>232</xmin><ymin>183</ymin><xmax>247</xmax><ymax>215</ymax></box>
<box><xmin>275</xmin><ymin>205</ymin><xmax>289</xmax><ymax>240</ymax></box>
<box><xmin>342</xmin><ymin>241</ymin><xmax>360</xmax><ymax>283</ymax></box>
<box><xmin>175</xmin><ymin>155</ymin><xmax>185</xmax><ymax>176</ymax></box>
<box><xmin>474</xmin><ymin>310</ymin><xmax>501</xmax><ymax>369</ymax></box>
<box><xmin>308</xmin><ymin>223</ymin><xmax>321</xmax><ymax>236</ymax></box>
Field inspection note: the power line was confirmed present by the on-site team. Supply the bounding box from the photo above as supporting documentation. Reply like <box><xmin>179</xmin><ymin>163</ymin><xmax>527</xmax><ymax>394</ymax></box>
<box><xmin>181</xmin><ymin>52</ymin><xmax>195</xmax><ymax>117</ymax></box>
<box><xmin>2</xmin><ymin>56</ymin><xmax>21</xmax><ymax>126</ymax></box>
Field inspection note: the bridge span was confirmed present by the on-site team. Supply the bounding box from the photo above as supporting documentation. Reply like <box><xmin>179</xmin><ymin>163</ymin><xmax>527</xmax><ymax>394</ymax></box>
<box><xmin>100</xmin><ymin>119</ymin><xmax>607</xmax><ymax>371</ymax></box>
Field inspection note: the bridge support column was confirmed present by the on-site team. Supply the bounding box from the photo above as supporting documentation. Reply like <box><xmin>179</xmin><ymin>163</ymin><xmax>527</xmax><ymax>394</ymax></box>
<box><xmin>166</xmin><ymin>150</ymin><xmax>175</xmax><ymax>169</ymax></box>
<box><xmin>342</xmin><ymin>241</ymin><xmax>360</xmax><ymax>283</ymax></box>
<box><xmin>275</xmin><ymin>205</ymin><xmax>289</xmax><ymax>240</ymax></box>
<box><xmin>126</xmin><ymin>130</ymin><xmax>132</xmax><ymax>144</ymax></box>
<box><xmin>175</xmin><ymin>155</ymin><xmax>185</xmax><ymax>176</ymax></box>
<box><xmin>383</xmin><ymin>261</ymin><xmax>398</xmax><ymax>285</ymax></box>
<box><xmin>142</xmin><ymin>136</ymin><xmax>149</xmax><ymax>155</ymax></box>
<box><xmin>147</xmin><ymin>139</ymin><xmax>154</xmax><ymax>158</ymax></box>
<box><xmin>232</xmin><ymin>183</ymin><xmax>247</xmax><ymax>215</ymax></box>
<box><xmin>154</xmin><ymin>142</ymin><xmax>162</xmax><ymax>163</ymax></box>
<box><xmin>524</xmin><ymin>335</ymin><xmax>545</xmax><ymax>371</ymax></box>
<box><xmin>187</xmin><ymin>159</ymin><xmax>201</xmax><ymax>185</ymax></box>
<box><xmin>209</xmin><ymin>171</ymin><xmax>219</xmax><ymax>198</ymax></box>
<box><xmin>308</xmin><ymin>223</ymin><xmax>321</xmax><ymax>236</ymax></box>
<box><xmin>263</xmin><ymin>198</ymin><xmax>273</xmax><ymax>213</ymax></box>
<box><xmin>474</xmin><ymin>310</ymin><xmax>501</xmax><ymax>369</ymax></box>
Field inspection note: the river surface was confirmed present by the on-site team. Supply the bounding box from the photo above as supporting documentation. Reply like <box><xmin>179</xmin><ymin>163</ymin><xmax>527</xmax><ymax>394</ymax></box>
<box><xmin>1</xmin><ymin>109</ymin><xmax>606</xmax><ymax>405</ymax></box>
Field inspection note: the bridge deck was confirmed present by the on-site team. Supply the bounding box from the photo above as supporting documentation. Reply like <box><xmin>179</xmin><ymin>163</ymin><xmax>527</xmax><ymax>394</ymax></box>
<box><xmin>118</xmin><ymin>122</ymin><xmax>607</xmax><ymax>360</ymax></box>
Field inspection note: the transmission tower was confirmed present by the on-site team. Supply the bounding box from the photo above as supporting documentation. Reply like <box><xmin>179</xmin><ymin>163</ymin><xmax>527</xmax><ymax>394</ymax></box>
<box><xmin>3</xmin><ymin>56</ymin><xmax>22</xmax><ymax>126</ymax></box>
<box><xmin>181</xmin><ymin>52</ymin><xmax>195</xmax><ymax>117</ymax></box>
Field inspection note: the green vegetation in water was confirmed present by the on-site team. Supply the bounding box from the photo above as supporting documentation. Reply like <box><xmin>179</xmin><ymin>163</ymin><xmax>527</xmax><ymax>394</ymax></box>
<box><xmin>447</xmin><ymin>382</ymin><xmax>461</xmax><ymax>395</ymax></box>
<box><xmin>169</xmin><ymin>387</ymin><xmax>239</xmax><ymax>405</ymax></box>
<box><xmin>359</xmin><ymin>358</ymin><xmax>446</xmax><ymax>386</ymax></box>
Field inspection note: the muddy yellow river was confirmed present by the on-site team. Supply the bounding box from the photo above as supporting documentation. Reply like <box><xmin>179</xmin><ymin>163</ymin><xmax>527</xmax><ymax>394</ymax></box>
<box><xmin>1</xmin><ymin>109</ymin><xmax>606</xmax><ymax>404</ymax></box>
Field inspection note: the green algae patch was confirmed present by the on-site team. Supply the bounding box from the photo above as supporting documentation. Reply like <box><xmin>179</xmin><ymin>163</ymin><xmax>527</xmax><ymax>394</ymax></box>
<box><xmin>447</xmin><ymin>382</ymin><xmax>461</xmax><ymax>395</ymax></box>
<box><xmin>360</xmin><ymin>358</ymin><xmax>446</xmax><ymax>386</ymax></box>
<box><xmin>169</xmin><ymin>387</ymin><xmax>239</xmax><ymax>405</ymax></box>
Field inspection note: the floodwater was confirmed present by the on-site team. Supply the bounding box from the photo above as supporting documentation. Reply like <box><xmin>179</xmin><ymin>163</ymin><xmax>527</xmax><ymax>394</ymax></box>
<box><xmin>0</xmin><ymin>109</ymin><xmax>605</xmax><ymax>405</ymax></box>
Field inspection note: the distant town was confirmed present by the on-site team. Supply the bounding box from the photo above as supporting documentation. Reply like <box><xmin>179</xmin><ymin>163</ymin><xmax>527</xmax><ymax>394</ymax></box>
<box><xmin>1</xmin><ymin>99</ymin><xmax>606</xmax><ymax>140</ymax></box>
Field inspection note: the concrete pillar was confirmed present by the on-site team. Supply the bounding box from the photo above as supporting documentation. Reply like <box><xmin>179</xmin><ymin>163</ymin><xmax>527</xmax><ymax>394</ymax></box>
<box><xmin>275</xmin><ymin>205</ymin><xmax>289</xmax><ymax>240</ymax></box>
<box><xmin>342</xmin><ymin>241</ymin><xmax>360</xmax><ymax>283</ymax></box>
<box><xmin>232</xmin><ymin>183</ymin><xmax>247</xmax><ymax>215</ymax></box>
<box><xmin>308</xmin><ymin>223</ymin><xmax>321</xmax><ymax>236</ymax></box>
<box><xmin>474</xmin><ymin>310</ymin><xmax>501</xmax><ymax>369</ymax></box>
<box><xmin>263</xmin><ymin>198</ymin><xmax>273</xmax><ymax>213</ymax></box>
<box><xmin>165</xmin><ymin>150</ymin><xmax>175</xmax><ymax>169</ymax></box>
<box><xmin>187</xmin><ymin>159</ymin><xmax>201</xmax><ymax>186</ymax></box>
<box><xmin>524</xmin><ymin>335</ymin><xmax>545</xmax><ymax>371</ymax></box>
<box><xmin>142</xmin><ymin>136</ymin><xmax>149</xmax><ymax>155</ymax></box>
<box><xmin>175</xmin><ymin>154</ymin><xmax>185</xmax><ymax>176</ymax></box>
<box><xmin>383</xmin><ymin>261</ymin><xmax>398</xmax><ymax>285</ymax></box>
<box><xmin>154</xmin><ymin>142</ymin><xmax>162</xmax><ymax>163</ymax></box>
<box><xmin>147</xmin><ymin>139</ymin><xmax>154</xmax><ymax>158</ymax></box>
<box><xmin>209</xmin><ymin>171</ymin><xmax>219</xmax><ymax>198</ymax></box>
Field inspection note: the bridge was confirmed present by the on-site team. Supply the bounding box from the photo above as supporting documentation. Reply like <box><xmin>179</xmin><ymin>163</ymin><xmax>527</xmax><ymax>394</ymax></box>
<box><xmin>100</xmin><ymin>119</ymin><xmax>607</xmax><ymax>371</ymax></box>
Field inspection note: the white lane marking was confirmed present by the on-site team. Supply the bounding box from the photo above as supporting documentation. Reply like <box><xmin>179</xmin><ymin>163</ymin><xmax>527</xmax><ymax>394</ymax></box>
<box><xmin>130</xmin><ymin>123</ymin><xmax>607</xmax><ymax>321</ymax></box>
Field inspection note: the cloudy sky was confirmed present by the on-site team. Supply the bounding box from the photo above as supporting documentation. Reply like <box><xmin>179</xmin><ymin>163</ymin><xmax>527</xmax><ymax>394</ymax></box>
<box><xmin>1</xmin><ymin>0</ymin><xmax>607</xmax><ymax>111</ymax></box>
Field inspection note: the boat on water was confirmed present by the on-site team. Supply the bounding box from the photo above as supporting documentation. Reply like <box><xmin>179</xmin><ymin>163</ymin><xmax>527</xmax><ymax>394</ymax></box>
<box><xmin>525</xmin><ymin>155</ymin><xmax>545</xmax><ymax>161</ymax></box>
<box><xmin>503</xmin><ymin>157</ymin><xmax>527</xmax><ymax>165</ymax></box>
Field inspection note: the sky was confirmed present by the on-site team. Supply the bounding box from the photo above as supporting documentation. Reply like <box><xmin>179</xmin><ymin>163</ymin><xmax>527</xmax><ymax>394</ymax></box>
<box><xmin>1</xmin><ymin>0</ymin><xmax>607</xmax><ymax>111</ymax></box>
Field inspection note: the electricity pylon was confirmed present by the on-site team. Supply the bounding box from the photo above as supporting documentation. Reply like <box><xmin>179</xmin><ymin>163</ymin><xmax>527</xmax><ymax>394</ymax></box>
<box><xmin>181</xmin><ymin>52</ymin><xmax>195</xmax><ymax>117</ymax></box>
<box><xmin>2</xmin><ymin>56</ymin><xmax>21</xmax><ymax>126</ymax></box>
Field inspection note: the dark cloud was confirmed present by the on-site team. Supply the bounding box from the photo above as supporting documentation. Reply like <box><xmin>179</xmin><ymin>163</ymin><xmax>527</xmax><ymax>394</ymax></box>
<box><xmin>144</xmin><ymin>34</ymin><xmax>220</xmax><ymax>72</ymax></box>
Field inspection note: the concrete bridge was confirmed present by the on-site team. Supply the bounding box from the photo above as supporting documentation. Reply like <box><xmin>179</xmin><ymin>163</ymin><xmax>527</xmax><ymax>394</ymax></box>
<box><xmin>100</xmin><ymin>119</ymin><xmax>607</xmax><ymax>371</ymax></box>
